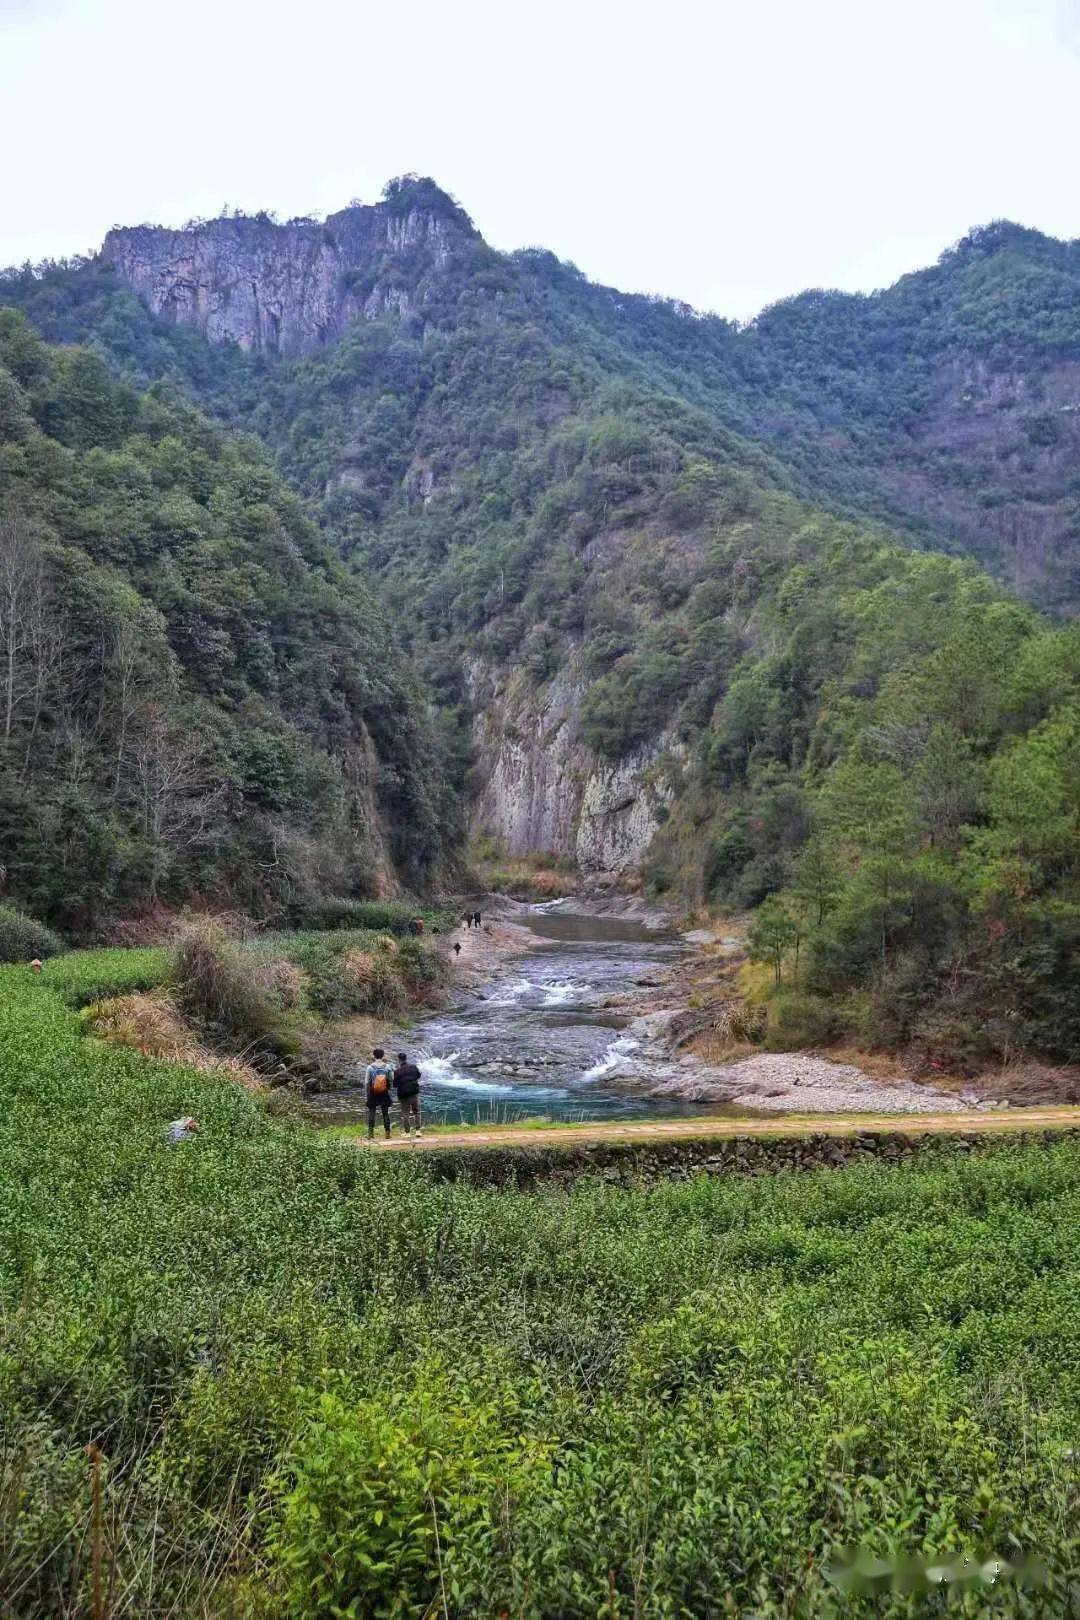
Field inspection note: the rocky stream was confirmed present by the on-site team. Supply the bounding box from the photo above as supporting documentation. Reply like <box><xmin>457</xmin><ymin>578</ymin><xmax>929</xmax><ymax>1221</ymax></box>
<box><xmin>305</xmin><ymin>900</ymin><xmax>985</xmax><ymax>1127</ymax></box>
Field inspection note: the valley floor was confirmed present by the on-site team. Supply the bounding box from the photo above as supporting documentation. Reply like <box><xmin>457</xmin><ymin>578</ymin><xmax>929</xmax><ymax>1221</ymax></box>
<box><xmin>404</xmin><ymin>894</ymin><xmax>1039</xmax><ymax>1120</ymax></box>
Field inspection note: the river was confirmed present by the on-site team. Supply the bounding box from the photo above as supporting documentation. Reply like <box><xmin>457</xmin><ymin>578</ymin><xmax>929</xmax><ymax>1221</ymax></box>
<box><xmin>306</xmin><ymin>902</ymin><xmax>728</xmax><ymax>1126</ymax></box>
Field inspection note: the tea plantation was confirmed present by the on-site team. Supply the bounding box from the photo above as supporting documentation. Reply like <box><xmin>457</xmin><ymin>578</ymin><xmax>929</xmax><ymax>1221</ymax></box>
<box><xmin>1</xmin><ymin>960</ymin><xmax>1078</xmax><ymax>1616</ymax></box>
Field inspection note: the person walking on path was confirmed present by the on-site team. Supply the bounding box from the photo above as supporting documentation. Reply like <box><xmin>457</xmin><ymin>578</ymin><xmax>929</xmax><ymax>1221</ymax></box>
<box><xmin>394</xmin><ymin>1051</ymin><xmax>423</xmax><ymax>1139</ymax></box>
<box><xmin>473</xmin><ymin>909</ymin><xmax>482</xmax><ymax>929</ymax></box>
<box><xmin>365</xmin><ymin>1048</ymin><xmax>394</xmax><ymax>1140</ymax></box>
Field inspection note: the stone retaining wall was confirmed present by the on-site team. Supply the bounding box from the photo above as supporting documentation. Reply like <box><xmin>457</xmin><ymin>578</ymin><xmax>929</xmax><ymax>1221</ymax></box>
<box><xmin>424</xmin><ymin>1127</ymin><xmax>1080</xmax><ymax>1189</ymax></box>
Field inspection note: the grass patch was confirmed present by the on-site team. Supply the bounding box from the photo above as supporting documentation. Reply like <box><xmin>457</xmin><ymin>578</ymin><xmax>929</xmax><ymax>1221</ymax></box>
<box><xmin>42</xmin><ymin>944</ymin><xmax>169</xmax><ymax>1005</ymax></box>
<box><xmin>2</xmin><ymin>968</ymin><xmax>1079</xmax><ymax>1614</ymax></box>
<box><xmin>55</xmin><ymin>928</ymin><xmax>449</xmax><ymax>1080</ymax></box>
<box><xmin>296</xmin><ymin>897</ymin><xmax>458</xmax><ymax>934</ymax></box>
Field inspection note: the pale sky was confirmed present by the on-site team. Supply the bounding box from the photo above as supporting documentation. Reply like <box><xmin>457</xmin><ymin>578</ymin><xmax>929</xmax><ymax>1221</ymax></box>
<box><xmin>2</xmin><ymin>0</ymin><xmax>1079</xmax><ymax>320</ymax></box>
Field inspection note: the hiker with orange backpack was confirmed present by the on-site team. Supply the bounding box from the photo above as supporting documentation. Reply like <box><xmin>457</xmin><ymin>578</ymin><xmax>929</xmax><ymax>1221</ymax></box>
<box><xmin>365</xmin><ymin>1047</ymin><xmax>394</xmax><ymax>1140</ymax></box>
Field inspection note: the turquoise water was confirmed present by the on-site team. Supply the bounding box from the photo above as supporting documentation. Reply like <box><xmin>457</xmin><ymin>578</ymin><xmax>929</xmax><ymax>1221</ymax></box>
<box><xmin>307</xmin><ymin>904</ymin><xmax>728</xmax><ymax>1127</ymax></box>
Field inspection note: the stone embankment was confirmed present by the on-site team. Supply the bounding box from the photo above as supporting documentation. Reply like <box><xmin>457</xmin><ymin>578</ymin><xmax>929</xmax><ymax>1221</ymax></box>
<box><xmin>390</xmin><ymin>1116</ymin><xmax>1080</xmax><ymax>1187</ymax></box>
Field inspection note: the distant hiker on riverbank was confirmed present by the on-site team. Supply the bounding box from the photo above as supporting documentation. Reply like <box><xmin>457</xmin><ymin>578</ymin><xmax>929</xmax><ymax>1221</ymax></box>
<box><xmin>462</xmin><ymin>911</ymin><xmax>472</xmax><ymax>929</ymax></box>
<box><xmin>394</xmin><ymin>1051</ymin><xmax>423</xmax><ymax>1138</ymax></box>
<box><xmin>365</xmin><ymin>1048</ymin><xmax>394</xmax><ymax>1140</ymax></box>
<box><xmin>453</xmin><ymin>940</ymin><xmax>462</xmax><ymax>957</ymax></box>
<box><xmin>473</xmin><ymin>909</ymin><xmax>482</xmax><ymax>929</ymax></box>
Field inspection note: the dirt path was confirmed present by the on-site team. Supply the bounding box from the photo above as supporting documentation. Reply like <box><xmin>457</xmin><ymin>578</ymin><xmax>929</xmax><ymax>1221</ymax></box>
<box><xmin>365</xmin><ymin>1106</ymin><xmax>1080</xmax><ymax>1152</ymax></box>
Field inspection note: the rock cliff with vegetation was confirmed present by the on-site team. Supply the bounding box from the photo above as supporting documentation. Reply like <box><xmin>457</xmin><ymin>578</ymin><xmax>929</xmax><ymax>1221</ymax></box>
<box><xmin>100</xmin><ymin>178</ymin><xmax>477</xmax><ymax>356</ymax></box>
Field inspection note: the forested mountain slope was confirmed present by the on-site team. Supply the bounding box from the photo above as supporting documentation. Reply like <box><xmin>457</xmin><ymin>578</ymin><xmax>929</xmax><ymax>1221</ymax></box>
<box><xmin>531</xmin><ymin>221</ymin><xmax>1080</xmax><ymax>603</ymax></box>
<box><xmin>3</xmin><ymin>181</ymin><xmax>1079</xmax><ymax>1063</ymax></box>
<box><xmin>8</xmin><ymin>185</ymin><xmax>1080</xmax><ymax>609</ymax></box>
<box><xmin>0</xmin><ymin>310</ymin><xmax>453</xmax><ymax>930</ymax></box>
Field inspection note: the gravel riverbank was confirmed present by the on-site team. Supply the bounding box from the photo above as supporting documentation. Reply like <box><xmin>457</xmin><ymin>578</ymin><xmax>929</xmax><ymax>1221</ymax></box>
<box><xmin>460</xmin><ymin>897</ymin><xmax>984</xmax><ymax>1116</ymax></box>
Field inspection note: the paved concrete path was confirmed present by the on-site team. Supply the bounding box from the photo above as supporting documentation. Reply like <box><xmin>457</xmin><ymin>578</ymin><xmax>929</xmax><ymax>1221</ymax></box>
<box><xmin>359</xmin><ymin>1106</ymin><xmax>1080</xmax><ymax>1152</ymax></box>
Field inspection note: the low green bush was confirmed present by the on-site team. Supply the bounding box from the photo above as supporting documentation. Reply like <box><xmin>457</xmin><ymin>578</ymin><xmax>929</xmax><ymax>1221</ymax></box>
<box><xmin>764</xmin><ymin>988</ymin><xmax>844</xmax><ymax>1049</ymax></box>
<box><xmin>256</xmin><ymin>928</ymin><xmax>447</xmax><ymax>1019</ymax></box>
<box><xmin>297</xmin><ymin>897</ymin><xmax>424</xmax><ymax>934</ymax></box>
<box><xmin>267</xmin><ymin>1364</ymin><xmax>550</xmax><ymax>1618</ymax></box>
<box><xmin>170</xmin><ymin>921</ymin><xmax>293</xmax><ymax>1055</ymax></box>
<box><xmin>395</xmin><ymin>934</ymin><xmax>444</xmax><ymax>992</ymax></box>
<box><xmin>0</xmin><ymin>901</ymin><xmax>64</xmax><ymax>963</ymax></box>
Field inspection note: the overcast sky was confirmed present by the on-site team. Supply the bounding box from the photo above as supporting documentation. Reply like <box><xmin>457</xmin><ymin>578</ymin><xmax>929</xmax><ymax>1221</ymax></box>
<box><xmin>2</xmin><ymin>0</ymin><xmax>1078</xmax><ymax>320</ymax></box>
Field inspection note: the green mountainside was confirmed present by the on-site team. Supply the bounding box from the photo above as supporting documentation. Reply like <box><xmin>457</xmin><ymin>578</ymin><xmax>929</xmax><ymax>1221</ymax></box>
<box><xmin>0</xmin><ymin>309</ymin><xmax>454</xmax><ymax>931</ymax></box>
<box><xmin>2</xmin><ymin>180</ymin><xmax>1079</xmax><ymax>1061</ymax></box>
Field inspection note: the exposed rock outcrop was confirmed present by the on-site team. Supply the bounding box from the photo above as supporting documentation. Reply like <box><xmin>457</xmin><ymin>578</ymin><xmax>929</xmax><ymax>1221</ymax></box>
<box><xmin>468</xmin><ymin>659</ymin><xmax>673</xmax><ymax>872</ymax></box>
<box><xmin>101</xmin><ymin>190</ymin><xmax>476</xmax><ymax>356</ymax></box>
<box><xmin>875</xmin><ymin>355</ymin><xmax>1080</xmax><ymax>595</ymax></box>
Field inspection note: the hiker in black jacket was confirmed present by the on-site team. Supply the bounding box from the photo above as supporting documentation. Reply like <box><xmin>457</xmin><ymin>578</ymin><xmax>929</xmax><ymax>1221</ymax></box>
<box><xmin>365</xmin><ymin>1048</ymin><xmax>394</xmax><ymax>1140</ymax></box>
<box><xmin>394</xmin><ymin>1052</ymin><xmax>423</xmax><ymax>1139</ymax></box>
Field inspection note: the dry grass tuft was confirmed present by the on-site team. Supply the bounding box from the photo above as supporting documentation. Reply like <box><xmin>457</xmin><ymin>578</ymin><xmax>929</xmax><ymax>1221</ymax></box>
<box><xmin>688</xmin><ymin>1032</ymin><xmax>760</xmax><ymax>1066</ymax></box>
<box><xmin>84</xmin><ymin>991</ymin><xmax>261</xmax><ymax>1087</ymax></box>
<box><xmin>342</xmin><ymin>949</ymin><xmax>377</xmax><ymax>989</ymax></box>
<box><xmin>682</xmin><ymin>1001</ymin><xmax>766</xmax><ymax>1066</ymax></box>
<box><xmin>170</xmin><ymin>920</ymin><xmax>286</xmax><ymax>1051</ymax></box>
<box><xmin>85</xmin><ymin>990</ymin><xmax>190</xmax><ymax>1058</ymax></box>
<box><xmin>257</xmin><ymin>954</ymin><xmax>308</xmax><ymax>1012</ymax></box>
<box><xmin>976</xmin><ymin>1062</ymin><xmax>1080</xmax><ymax>1105</ymax></box>
<box><xmin>481</xmin><ymin>865</ymin><xmax>571</xmax><ymax>900</ymax></box>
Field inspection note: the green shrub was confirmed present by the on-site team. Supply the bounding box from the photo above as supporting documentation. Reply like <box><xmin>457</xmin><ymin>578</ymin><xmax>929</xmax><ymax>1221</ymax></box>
<box><xmin>169</xmin><ymin>921</ymin><xmax>292</xmax><ymax>1054</ymax></box>
<box><xmin>396</xmin><ymin>935</ymin><xmax>446</xmax><ymax>995</ymax></box>
<box><xmin>764</xmin><ymin>989</ymin><xmax>843</xmax><ymax>1049</ymax></box>
<box><xmin>0</xmin><ymin>902</ymin><xmax>64</xmax><ymax>963</ymax></box>
<box><xmin>909</xmin><ymin>1004</ymin><xmax>996</xmax><ymax>1075</ymax></box>
<box><xmin>298</xmin><ymin>897</ymin><xmax>421</xmax><ymax>934</ymax></box>
<box><xmin>267</xmin><ymin>1364</ymin><xmax>548</xmax><ymax>1618</ymax></box>
<box><xmin>258</xmin><ymin>928</ymin><xmax>446</xmax><ymax>1018</ymax></box>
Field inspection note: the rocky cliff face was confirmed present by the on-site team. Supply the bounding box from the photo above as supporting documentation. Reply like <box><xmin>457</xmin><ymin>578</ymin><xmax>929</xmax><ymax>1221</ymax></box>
<box><xmin>96</xmin><ymin>185</ymin><xmax>683</xmax><ymax>879</ymax></box>
<box><xmin>101</xmin><ymin>194</ymin><xmax>475</xmax><ymax>355</ymax></box>
<box><xmin>468</xmin><ymin>659</ymin><xmax>674</xmax><ymax>873</ymax></box>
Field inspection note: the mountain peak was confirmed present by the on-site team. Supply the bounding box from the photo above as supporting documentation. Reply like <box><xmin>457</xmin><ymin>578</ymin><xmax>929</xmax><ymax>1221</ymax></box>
<box><xmin>100</xmin><ymin>179</ymin><xmax>478</xmax><ymax>356</ymax></box>
<box><xmin>941</xmin><ymin>218</ymin><xmax>1080</xmax><ymax>271</ymax></box>
<box><xmin>370</xmin><ymin>174</ymin><xmax>476</xmax><ymax>234</ymax></box>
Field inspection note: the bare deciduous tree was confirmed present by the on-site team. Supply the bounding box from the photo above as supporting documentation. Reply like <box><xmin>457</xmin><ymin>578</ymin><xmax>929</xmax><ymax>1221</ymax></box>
<box><xmin>124</xmin><ymin>707</ymin><xmax>225</xmax><ymax>898</ymax></box>
<box><xmin>109</xmin><ymin>612</ymin><xmax>164</xmax><ymax>799</ymax></box>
